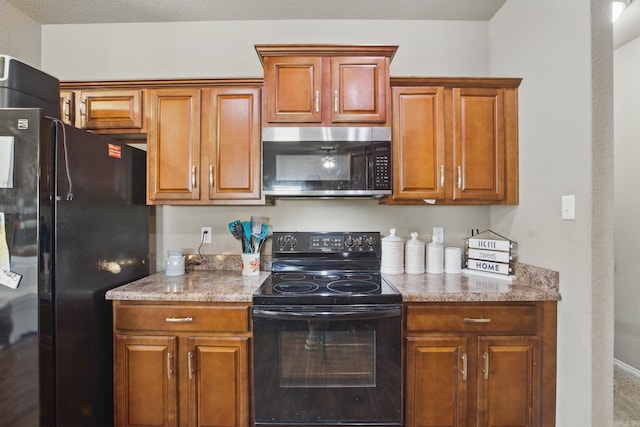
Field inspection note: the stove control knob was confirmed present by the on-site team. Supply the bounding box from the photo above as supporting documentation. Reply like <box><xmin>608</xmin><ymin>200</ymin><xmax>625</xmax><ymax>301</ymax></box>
<box><xmin>366</xmin><ymin>236</ymin><xmax>376</xmax><ymax>247</ymax></box>
<box><xmin>289</xmin><ymin>237</ymin><xmax>298</xmax><ymax>249</ymax></box>
<box><xmin>345</xmin><ymin>236</ymin><xmax>355</xmax><ymax>247</ymax></box>
<box><xmin>355</xmin><ymin>237</ymin><xmax>364</xmax><ymax>247</ymax></box>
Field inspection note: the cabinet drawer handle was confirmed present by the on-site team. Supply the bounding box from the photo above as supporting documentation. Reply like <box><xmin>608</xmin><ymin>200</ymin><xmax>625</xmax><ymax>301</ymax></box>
<box><xmin>483</xmin><ymin>352</ymin><xmax>489</xmax><ymax>380</ymax></box>
<box><xmin>461</xmin><ymin>353</ymin><xmax>467</xmax><ymax>381</ymax></box>
<box><xmin>165</xmin><ymin>316</ymin><xmax>193</xmax><ymax>323</ymax></box>
<box><xmin>334</xmin><ymin>90</ymin><xmax>339</xmax><ymax>112</ymax></box>
<box><xmin>440</xmin><ymin>164</ymin><xmax>445</xmax><ymax>188</ymax></box>
<box><xmin>209</xmin><ymin>165</ymin><xmax>214</xmax><ymax>187</ymax></box>
<box><xmin>192</xmin><ymin>166</ymin><xmax>197</xmax><ymax>188</ymax></box>
<box><xmin>463</xmin><ymin>317</ymin><xmax>491</xmax><ymax>323</ymax></box>
<box><xmin>457</xmin><ymin>165</ymin><xmax>462</xmax><ymax>189</ymax></box>
<box><xmin>315</xmin><ymin>90</ymin><xmax>320</xmax><ymax>113</ymax></box>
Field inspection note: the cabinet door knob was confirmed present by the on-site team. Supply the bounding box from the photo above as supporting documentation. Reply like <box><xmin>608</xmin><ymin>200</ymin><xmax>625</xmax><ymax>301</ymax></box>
<box><xmin>167</xmin><ymin>352</ymin><xmax>173</xmax><ymax>380</ymax></box>
<box><xmin>188</xmin><ymin>351</ymin><xmax>194</xmax><ymax>379</ymax></box>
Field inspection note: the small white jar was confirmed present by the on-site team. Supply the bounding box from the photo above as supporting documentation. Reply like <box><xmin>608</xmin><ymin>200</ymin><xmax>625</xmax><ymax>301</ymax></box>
<box><xmin>381</xmin><ymin>228</ymin><xmax>405</xmax><ymax>275</ymax></box>
<box><xmin>405</xmin><ymin>232</ymin><xmax>425</xmax><ymax>274</ymax></box>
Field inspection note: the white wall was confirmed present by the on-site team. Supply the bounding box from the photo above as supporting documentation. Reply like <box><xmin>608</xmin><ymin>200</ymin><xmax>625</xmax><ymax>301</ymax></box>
<box><xmin>614</xmin><ymin>36</ymin><xmax>640</xmax><ymax>370</ymax></box>
<box><xmin>489</xmin><ymin>1</ymin><xmax>614</xmax><ymax>426</ymax></box>
<box><xmin>0</xmin><ymin>0</ymin><xmax>41</xmax><ymax>66</ymax></box>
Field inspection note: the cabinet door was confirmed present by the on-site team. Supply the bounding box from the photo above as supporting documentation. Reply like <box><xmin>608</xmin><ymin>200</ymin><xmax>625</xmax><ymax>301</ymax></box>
<box><xmin>331</xmin><ymin>57</ymin><xmax>387</xmax><ymax>123</ymax></box>
<box><xmin>204</xmin><ymin>88</ymin><xmax>261</xmax><ymax>200</ymax></box>
<box><xmin>452</xmin><ymin>88</ymin><xmax>505</xmax><ymax>201</ymax></box>
<box><xmin>59</xmin><ymin>90</ymin><xmax>76</xmax><ymax>126</ymax></box>
<box><xmin>477</xmin><ymin>336</ymin><xmax>540</xmax><ymax>427</ymax></box>
<box><xmin>78</xmin><ymin>89</ymin><xmax>144</xmax><ymax>131</ymax></box>
<box><xmin>263</xmin><ymin>56</ymin><xmax>322</xmax><ymax>123</ymax></box>
<box><xmin>114</xmin><ymin>335</ymin><xmax>178</xmax><ymax>427</ymax></box>
<box><xmin>392</xmin><ymin>86</ymin><xmax>446</xmax><ymax>199</ymax></box>
<box><xmin>405</xmin><ymin>336</ymin><xmax>468</xmax><ymax>427</ymax></box>
<box><xmin>147</xmin><ymin>88</ymin><xmax>201</xmax><ymax>202</ymax></box>
<box><xmin>187</xmin><ymin>337</ymin><xmax>249</xmax><ymax>427</ymax></box>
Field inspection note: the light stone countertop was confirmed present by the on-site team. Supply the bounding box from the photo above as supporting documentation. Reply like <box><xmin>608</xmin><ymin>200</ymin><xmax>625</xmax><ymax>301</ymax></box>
<box><xmin>105</xmin><ymin>270</ymin><xmax>270</xmax><ymax>302</ymax></box>
<box><xmin>384</xmin><ymin>272</ymin><xmax>560</xmax><ymax>302</ymax></box>
<box><xmin>106</xmin><ymin>263</ymin><xmax>560</xmax><ymax>303</ymax></box>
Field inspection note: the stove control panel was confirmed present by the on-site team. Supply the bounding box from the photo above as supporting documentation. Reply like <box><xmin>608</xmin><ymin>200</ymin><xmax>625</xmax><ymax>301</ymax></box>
<box><xmin>274</xmin><ymin>232</ymin><xmax>380</xmax><ymax>253</ymax></box>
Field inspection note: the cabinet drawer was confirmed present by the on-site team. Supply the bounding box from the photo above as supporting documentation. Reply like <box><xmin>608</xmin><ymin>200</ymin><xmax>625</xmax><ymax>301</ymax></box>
<box><xmin>115</xmin><ymin>304</ymin><xmax>250</xmax><ymax>333</ymax></box>
<box><xmin>406</xmin><ymin>304</ymin><xmax>540</xmax><ymax>333</ymax></box>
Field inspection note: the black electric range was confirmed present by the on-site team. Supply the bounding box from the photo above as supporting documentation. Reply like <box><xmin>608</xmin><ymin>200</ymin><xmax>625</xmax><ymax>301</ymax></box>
<box><xmin>253</xmin><ymin>231</ymin><xmax>401</xmax><ymax>305</ymax></box>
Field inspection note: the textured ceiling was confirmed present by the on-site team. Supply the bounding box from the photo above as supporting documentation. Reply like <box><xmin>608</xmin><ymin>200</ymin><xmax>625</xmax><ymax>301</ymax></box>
<box><xmin>7</xmin><ymin>0</ymin><xmax>507</xmax><ymax>24</ymax></box>
<box><xmin>7</xmin><ymin>0</ymin><xmax>640</xmax><ymax>49</ymax></box>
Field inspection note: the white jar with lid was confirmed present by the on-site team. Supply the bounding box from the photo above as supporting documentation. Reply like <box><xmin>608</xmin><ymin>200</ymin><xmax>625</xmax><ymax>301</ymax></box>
<box><xmin>405</xmin><ymin>232</ymin><xmax>425</xmax><ymax>274</ymax></box>
<box><xmin>426</xmin><ymin>234</ymin><xmax>444</xmax><ymax>274</ymax></box>
<box><xmin>381</xmin><ymin>228</ymin><xmax>404</xmax><ymax>275</ymax></box>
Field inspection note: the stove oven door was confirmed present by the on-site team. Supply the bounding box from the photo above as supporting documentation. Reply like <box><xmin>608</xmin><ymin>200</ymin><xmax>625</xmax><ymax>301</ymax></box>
<box><xmin>252</xmin><ymin>304</ymin><xmax>402</xmax><ymax>427</ymax></box>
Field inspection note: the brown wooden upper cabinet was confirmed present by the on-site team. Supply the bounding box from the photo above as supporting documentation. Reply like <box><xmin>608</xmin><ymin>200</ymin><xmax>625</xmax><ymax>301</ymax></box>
<box><xmin>256</xmin><ymin>44</ymin><xmax>397</xmax><ymax>126</ymax></box>
<box><xmin>391</xmin><ymin>77</ymin><xmax>521</xmax><ymax>205</ymax></box>
<box><xmin>146</xmin><ymin>85</ymin><xmax>263</xmax><ymax>205</ymax></box>
<box><xmin>59</xmin><ymin>84</ymin><xmax>145</xmax><ymax>134</ymax></box>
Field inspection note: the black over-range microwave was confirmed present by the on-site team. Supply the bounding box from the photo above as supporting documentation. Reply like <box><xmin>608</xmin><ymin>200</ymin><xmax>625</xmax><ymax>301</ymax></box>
<box><xmin>262</xmin><ymin>127</ymin><xmax>392</xmax><ymax>197</ymax></box>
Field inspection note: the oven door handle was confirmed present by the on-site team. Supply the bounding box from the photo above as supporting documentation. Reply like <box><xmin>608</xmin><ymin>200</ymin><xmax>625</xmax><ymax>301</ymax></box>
<box><xmin>252</xmin><ymin>306</ymin><xmax>401</xmax><ymax>321</ymax></box>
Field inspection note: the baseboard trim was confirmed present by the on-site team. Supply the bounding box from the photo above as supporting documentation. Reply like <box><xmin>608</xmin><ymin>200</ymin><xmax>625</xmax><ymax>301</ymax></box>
<box><xmin>614</xmin><ymin>358</ymin><xmax>640</xmax><ymax>378</ymax></box>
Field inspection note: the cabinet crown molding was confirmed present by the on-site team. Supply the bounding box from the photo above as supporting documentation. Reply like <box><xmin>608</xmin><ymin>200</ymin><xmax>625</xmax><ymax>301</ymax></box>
<box><xmin>255</xmin><ymin>44</ymin><xmax>398</xmax><ymax>65</ymax></box>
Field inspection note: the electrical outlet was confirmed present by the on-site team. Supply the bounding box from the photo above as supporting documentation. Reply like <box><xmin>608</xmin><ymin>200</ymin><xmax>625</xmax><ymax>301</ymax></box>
<box><xmin>201</xmin><ymin>227</ymin><xmax>212</xmax><ymax>244</ymax></box>
<box><xmin>433</xmin><ymin>227</ymin><xmax>444</xmax><ymax>243</ymax></box>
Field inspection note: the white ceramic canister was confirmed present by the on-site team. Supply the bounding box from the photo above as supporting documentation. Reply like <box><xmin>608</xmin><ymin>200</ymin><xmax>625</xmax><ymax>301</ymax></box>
<box><xmin>444</xmin><ymin>247</ymin><xmax>462</xmax><ymax>274</ymax></box>
<box><xmin>405</xmin><ymin>232</ymin><xmax>425</xmax><ymax>274</ymax></box>
<box><xmin>165</xmin><ymin>249</ymin><xmax>185</xmax><ymax>276</ymax></box>
<box><xmin>381</xmin><ymin>228</ymin><xmax>405</xmax><ymax>274</ymax></box>
<box><xmin>426</xmin><ymin>235</ymin><xmax>444</xmax><ymax>274</ymax></box>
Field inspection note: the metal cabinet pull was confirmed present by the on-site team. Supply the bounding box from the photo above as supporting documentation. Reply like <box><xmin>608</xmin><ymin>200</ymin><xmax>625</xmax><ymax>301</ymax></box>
<box><xmin>209</xmin><ymin>165</ymin><xmax>214</xmax><ymax>187</ymax></box>
<box><xmin>457</xmin><ymin>166</ymin><xmax>462</xmax><ymax>189</ymax></box>
<box><xmin>463</xmin><ymin>317</ymin><xmax>491</xmax><ymax>323</ymax></box>
<box><xmin>191</xmin><ymin>166</ymin><xmax>197</xmax><ymax>188</ymax></box>
<box><xmin>315</xmin><ymin>90</ymin><xmax>320</xmax><ymax>112</ymax></box>
<box><xmin>80</xmin><ymin>99</ymin><xmax>87</xmax><ymax>127</ymax></box>
<box><xmin>483</xmin><ymin>352</ymin><xmax>489</xmax><ymax>380</ymax></box>
<box><xmin>167</xmin><ymin>352</ymin><xmax>173</xmax><ymax>380</ymax></box>
<box><xmin>440</xmin><ymin>164</ymin><xmax>445</xmax><ymax>188</ymax></box>
<box><xmin>165</xmin><ymin>316</ymin><xmax>193</xmax><ymax>323</ymax></box>
<box><xmin>188</xmin><ymin>351</ymin><xmax>194</xmax><ymax>380</ymax></box>
<box><xmin>461</xmin><ymin>353</ymin><xmax>467</xmax><ymax>381</ymax></box>
<box><xmin>63</xmin><ymin>100</ymin><xmax>70</xmax><ymax>121</ymax></box>
<box><xmin>334</xmin><ymin>90</ymin><xmax>339</xmax><ymax>112</ymax></box>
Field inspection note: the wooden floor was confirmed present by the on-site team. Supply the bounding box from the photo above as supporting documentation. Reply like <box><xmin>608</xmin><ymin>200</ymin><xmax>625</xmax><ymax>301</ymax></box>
<box><xmin>0</xmin><ymin>333</ymin><xmax>39</xmax><ymax>427</ymax></box>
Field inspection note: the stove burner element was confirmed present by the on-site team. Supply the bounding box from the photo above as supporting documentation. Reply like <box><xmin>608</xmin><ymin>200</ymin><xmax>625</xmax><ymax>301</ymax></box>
<box><xmin>279</xmin><ymin>274</ymin><xmax>307</xmax><ymax>281</ymax></box>
<box><xmin>273</xmin><ymin>282</ymin><xmax>320</xmax><ymax>294</ymax></box>
<box><xmin>326</xmin><ymin>280</ymin><xmax>381</xmax><ymax>294</ymax></box>
<box><xmin>313</xmin><ymin>274</ymin><xmax>340</xmax><ymax>281</ymax></box>
<box><xmin>343</xmin><ymin>274</ymin><xmax>374</xmax><ymax>281</ymax></box>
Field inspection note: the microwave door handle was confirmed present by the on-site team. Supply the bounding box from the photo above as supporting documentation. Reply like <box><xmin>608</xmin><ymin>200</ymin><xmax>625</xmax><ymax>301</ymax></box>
<box><xmin>253</xmin><ymin>307</ymin><xmax>401</xmax><ymax>321</ymax></box>
<box><xmin>366</xmin><ymin>151</ymin><xmax>373</xmax><ymax>190</ymax></box>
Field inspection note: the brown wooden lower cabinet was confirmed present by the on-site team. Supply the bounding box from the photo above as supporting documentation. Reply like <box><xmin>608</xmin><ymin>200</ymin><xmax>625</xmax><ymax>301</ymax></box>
<box><xmin>404</xmin><ymin>302</ymin><xmax>556</xmax><ymax>427</ymax></box>
<box><xmin>113</xmin><ymin>301</ymin><xmax>251</xmax><ymax>427</ymax></box>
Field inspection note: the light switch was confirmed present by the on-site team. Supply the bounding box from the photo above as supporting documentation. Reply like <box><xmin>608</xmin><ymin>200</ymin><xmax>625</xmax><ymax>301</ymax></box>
<box><xmin>561</xmin><ymin>195</ymin><xmax>575</xmax><ymax>220</ymax></box>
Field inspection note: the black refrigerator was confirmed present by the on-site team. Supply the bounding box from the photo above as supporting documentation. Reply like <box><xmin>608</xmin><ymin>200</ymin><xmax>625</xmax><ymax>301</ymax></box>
<box><xmin>0</xmin><ymin>108</ymin><xmax>150</xmax><ymax>426</ymax></box>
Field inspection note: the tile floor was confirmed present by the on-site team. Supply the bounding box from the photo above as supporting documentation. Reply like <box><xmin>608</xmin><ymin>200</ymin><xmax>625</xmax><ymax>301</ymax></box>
<box><xmin>615</xmin><ymin>363</ymin><xmax>640</xmax><ymax>426</ymax></box>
